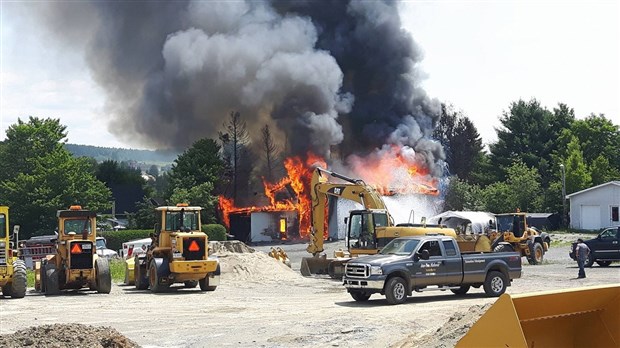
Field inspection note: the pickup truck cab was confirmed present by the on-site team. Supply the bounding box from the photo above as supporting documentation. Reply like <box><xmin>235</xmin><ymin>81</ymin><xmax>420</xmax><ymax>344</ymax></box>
<box><xmin>570</xmin><ymin>227</ymin><xmax>620</xmax><ymax>267</ymax></box>
<box><xmin>343</xmin><ymin>236</ymin><xmax>522</xmax><ymax>304</ymax></box>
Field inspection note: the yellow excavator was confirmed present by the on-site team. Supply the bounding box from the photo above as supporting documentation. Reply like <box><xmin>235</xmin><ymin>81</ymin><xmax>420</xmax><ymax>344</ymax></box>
<box><xmin>300</xmin><ymin>168</ymin><xmax>492</xmax><ymax>278</ymax></box>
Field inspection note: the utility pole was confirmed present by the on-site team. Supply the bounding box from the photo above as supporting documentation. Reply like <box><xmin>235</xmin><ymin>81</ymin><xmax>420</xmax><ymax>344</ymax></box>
<box><xmin>560</xmin><ymin>164</ymin><xmax>566</xmax><ymax>228</ymax></box>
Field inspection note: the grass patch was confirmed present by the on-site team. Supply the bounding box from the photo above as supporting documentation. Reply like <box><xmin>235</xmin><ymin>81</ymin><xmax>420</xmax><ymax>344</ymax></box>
<box><xmin>551</xmin><ymin>240</ymin><xmax>573</xmax><ymax>248</ymax></box>
<box><xmin>109</xmin><ymin>258</ymin><xmax>126</xmax><ymax>283</ymax></box>
<box><xmin>24</xmin><ymin>259</ymin><xmax>126</xmax><ymax>288</ymax></box>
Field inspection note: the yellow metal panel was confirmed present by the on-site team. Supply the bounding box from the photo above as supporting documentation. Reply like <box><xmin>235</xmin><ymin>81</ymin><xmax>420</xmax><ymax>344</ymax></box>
<box><xmin>458</xmin><ymin>284</ymin><xmax>620</xmax><ymax>348</ymax></box>
<box><xmin>169</xmin><ymin>260</ymin><xmax>217</xmax><ymax>274</ymax></box>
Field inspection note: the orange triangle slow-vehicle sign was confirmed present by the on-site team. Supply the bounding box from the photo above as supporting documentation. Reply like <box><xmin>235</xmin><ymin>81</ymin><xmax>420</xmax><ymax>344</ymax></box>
<box><xmin>70</xmin><ymin>243</ymin><xmax>82</xmax><ymax>254</ymax></box>
<box><xmin>188</xmin><ymin>240</ymin><xmax>200</xmax><ymax>252</ymax></box>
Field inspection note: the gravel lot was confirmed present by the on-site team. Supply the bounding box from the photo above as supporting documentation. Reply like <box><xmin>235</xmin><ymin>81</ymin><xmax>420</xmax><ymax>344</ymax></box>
<box><xmin>1</xmin><ymin>234</ymin><xmax>618</xmax><ymax>348</ymax></box>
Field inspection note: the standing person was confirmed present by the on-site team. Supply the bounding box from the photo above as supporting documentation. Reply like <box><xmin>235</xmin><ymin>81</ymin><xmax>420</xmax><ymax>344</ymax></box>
<box><xmin>575</xmin><ymin>238</ymin><xmax>590</xmax><ymax>278</ymax></box>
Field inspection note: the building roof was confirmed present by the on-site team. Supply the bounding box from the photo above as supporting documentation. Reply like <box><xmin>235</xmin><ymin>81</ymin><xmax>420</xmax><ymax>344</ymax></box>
<box><xmin>566</xmin><ymin>181</ymin><xmax>620</xmax><ymax>198</ymax></box>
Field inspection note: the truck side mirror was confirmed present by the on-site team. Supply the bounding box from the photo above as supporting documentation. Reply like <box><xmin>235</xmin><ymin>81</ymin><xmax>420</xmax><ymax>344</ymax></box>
<box><xmin>11</xmin><ymin>225</ymin><xmax>20</xmax><ymax>242</ymax></box>
<box><xmin>153</xmin><ymin>223</ymin><xmax>161</xmax><ymax>235</ymax></box>
<box><xmin>420</xmin><ymin>250</ymin><xmax>430</xmax><ymax>260</ymax></box>
<box><xmin>344</xmin><ymin>217</ymin><xmax>348</xmax><ymax>225</ymax></box>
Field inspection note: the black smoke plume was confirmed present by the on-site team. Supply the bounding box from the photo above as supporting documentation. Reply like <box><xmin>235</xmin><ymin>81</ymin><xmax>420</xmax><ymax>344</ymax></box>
<box><xmin>30</xmin><ymin>0</ymin><xmax>445</xmax><ymax>176</ymax></box>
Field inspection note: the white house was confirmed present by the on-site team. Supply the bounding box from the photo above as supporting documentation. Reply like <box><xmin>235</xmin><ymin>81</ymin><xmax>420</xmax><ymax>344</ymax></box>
<box><xmin>567</xmin><ymin>181</ymin><xmax>620</xmax><ymax>230</ymax></box>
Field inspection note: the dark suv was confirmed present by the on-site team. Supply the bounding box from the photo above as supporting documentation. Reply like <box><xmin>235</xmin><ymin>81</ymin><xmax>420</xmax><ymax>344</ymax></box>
<box><xmin>570</xmin><ymin>227</ymin><xmax>620</xmax><ymax>267</ymax></box>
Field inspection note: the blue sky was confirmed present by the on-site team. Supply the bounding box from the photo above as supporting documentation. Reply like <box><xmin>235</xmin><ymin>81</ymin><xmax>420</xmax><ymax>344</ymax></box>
<box><xmin>1</xmin><ymin>0</ymin><xmax>618</xmax><ymax>150</ymax></box>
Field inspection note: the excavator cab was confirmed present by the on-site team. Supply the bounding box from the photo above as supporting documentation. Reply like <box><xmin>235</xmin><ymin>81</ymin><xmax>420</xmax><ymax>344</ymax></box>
<box><xmin>347</xmin><ymin>209</ymin><xmax>390</xmax><ymax>251</ymax></box>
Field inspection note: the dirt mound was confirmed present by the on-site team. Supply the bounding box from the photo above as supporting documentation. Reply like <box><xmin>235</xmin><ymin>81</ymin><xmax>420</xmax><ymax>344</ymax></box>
<box><xmin>393</xmin><ymin>303</ymin><xmax>492</xmax><ymax>348</ymax></box>
<box><xmin>209</xmin><ymin>240</ymin><xmax>256</xmax><ymax>254</ymax></box>
<box><xmin>218</xmin><ymin>251</ymin><xmax>302</xmax><ymax>283</ymax></box>
<box><xmin>0</xmin><ymin>323</ymin><xmax>139</xmax><ymax>348</ymax></box>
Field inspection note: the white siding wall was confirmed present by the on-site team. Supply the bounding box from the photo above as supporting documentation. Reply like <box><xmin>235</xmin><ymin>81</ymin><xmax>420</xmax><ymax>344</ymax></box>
<box><xmin>569</xmin><ymin>184</ymin><xmax>620</xmax><ymax>230</ymax></box>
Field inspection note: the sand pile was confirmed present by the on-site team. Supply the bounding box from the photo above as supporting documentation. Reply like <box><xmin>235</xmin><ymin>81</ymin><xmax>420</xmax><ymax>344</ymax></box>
<box><xmin>210</xmin><ymin>241</ymin><xmax>301</xmax><ymax>283</ymax></box>
<box><xmin>0</xmin><ymin>323</ymin><xmax>139</xmax><ymax>348</ymax></box>
<box><xmin>394</xmin><ymin>303</ymin><xmax>492</xmax><ymax>348</ymax></box>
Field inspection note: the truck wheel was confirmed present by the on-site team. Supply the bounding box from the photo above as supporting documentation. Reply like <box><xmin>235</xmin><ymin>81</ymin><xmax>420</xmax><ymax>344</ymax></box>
<box><xmin>528</xmin><ymin>243</ymin><xmax>544</xmax><ymax>265</ymax></box>
<box><xmin>44</xmin><ymin>264</ymin><xmax>60</xmax><ymax>296</ymax></box>
<box><xmin>184</xmin><ymin>280</ymin><xmax>198</xmax><ymax>288</ymax></box>
<box><xmin>2</xmin><ymin>284</ymin><xmax>12</xmax><ymax>297</ymax></box>
<box><xmin>95</xmin><ymin>258</ymin><xmax>112</xmax><ymax>294</ymax></box>
<box><xmin>350</xmin><ymin>291</ymin><xmax>371</xmax><ymax>302</ymax></box>
<box><xmin>450</xmin><ymin>285</ymin><xmax>470</xmax><ymax>296</ymax></box>
<box><xmin>493</xmin><ymin>244</ymin><xmax>514</xmax><ymax>253</ymax></box>
<box><xmin>10</xmin><ymin>259</ymin><xmax>27</xmax><ymax>298</ymax></box>
<box><xmin>584</xmin><ymin>254</ymin><xmax>595</xmax><ymax>268</ymax></box>
<box><xmin>597</xmin><ymin>261</ymin><xmax>612</xmax><ymax>267</ymax></box>
<box><xmin>384</xmin><ymin>277</ymin><xmax>407</xmax><ymax>305</ymax></box>
<box><xmin>483</xmin><ymin>271</ymin><xmax>507</xmax><ymax>297</ymax></box>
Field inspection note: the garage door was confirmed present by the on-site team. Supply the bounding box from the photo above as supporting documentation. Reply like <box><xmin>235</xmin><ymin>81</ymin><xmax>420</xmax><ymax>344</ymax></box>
<box><xmin>581</xmin><ymin>205</ymin><xmax>600</xmax><ymax>230</ymax></box>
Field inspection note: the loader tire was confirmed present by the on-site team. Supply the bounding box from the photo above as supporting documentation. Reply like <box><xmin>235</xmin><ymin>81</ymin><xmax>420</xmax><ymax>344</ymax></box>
<box><xmin>527</xmin><ymin>243</ymin><xmax>544</xmax><ymax>265</ymax></box>
<box><xmin>450</xmin><ymin>285</ymin><xmax>470</xmax><ymax>296</ymax></box>
<box><xmin>597</xmin><ymin>261</ymin><xmax>612</xmax><ymax>267</ymax></box>
<box><xmin>44</xmin><ymin>264</ymin><xmax>60</xmax><ymax>296</ymax></box>
<box><xmin>385</xmin><ymin>277</ymin><xmax>407</xmax><ymax>305</ymax></box>
<box><xmin>10</xmin><ymin>259</ymin><xmax>27</xmax><ymax>298</ymax></box>
<box><xmin>2</xmin><ymin>284</ymin><xmax>12</xmax><ymax>297</ymax></box>
<box><xmin>95</xmin><ymin>258</ymin><xmax>112</xmax><ymax>294</ymax></box>
<box><xmin>184</xmin><ymin>280</ymin><xmax>198</xmax><ymax>288</ymax></box>
<box><xmin>199</xmin><ymin>276</ymin><xmax>217</xmax><ymax>292</ymax></box>
<box><xmin>350</xmin><ymin>291</ymin><xmax>371</xmax><ymax>302</ymax></box>
<box><xmin>483</xmin><ymin>271</ymin><xmax>507</xmax><ymax>297</ymax></box>
<box><xmin>135</xmin><ymin>264</ymin><xmax>148</xmax><ymax>290</ymax></box>
<box><xmin>149</xmin><ymin>260</ymin><xmax>168</xmax><ymax>293</ymax></box>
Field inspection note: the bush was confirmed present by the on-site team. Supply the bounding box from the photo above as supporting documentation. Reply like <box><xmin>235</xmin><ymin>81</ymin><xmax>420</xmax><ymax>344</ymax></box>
<box><xmin>98</xmin><ymin>230</ymin><xmax>152</xmax><ymax>252</ymax></box>
<box><xmin>203</xmin><ymin>224</ymin><xmax>227</xmax><ymax>241</ymax></box>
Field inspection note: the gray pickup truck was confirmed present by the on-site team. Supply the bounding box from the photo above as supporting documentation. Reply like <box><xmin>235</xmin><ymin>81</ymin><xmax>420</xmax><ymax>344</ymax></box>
<box><xmin>343</xmin><ymin>236</ymin><xmax>522</xmax><ymax>304</ymax></box>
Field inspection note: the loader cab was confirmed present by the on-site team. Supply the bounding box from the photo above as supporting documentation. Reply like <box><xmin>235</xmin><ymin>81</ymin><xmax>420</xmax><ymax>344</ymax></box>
<box><xmin>157</xmin><ymin>204</ymin><xmax>202</xmax><ymax>234</ymax></box>
<box><xmin>346</xmin><ymin>209</ymin><xmax>390</xmax><ymax>250</ymax></box>
<box><xmin>57</xmin><ymin>206</ymin><xmax>97</xmax><ymax>243</ymax></box>
<box><xmin>496</xmin><ymin>213</ymin><xmax>527</xmax><ymax>239</ymax></box>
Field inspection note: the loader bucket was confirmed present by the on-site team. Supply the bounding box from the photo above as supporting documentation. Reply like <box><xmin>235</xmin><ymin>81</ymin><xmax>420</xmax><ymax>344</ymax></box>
<box><xmin>457</xmin><ymin>284</ymin><xmax>620</xmax><ymax>348</ymax></box>
<box><xmin>300</xmin><ymin>256</ymin><xmax>331</xmax><ymax>277</ymax></box>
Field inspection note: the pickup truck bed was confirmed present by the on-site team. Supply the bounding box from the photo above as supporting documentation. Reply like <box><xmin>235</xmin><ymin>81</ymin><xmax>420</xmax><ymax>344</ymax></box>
<box><xmin>343</xmin><ymin>236</ymin><xmax>522</xmax><ymax>304</ymax></box>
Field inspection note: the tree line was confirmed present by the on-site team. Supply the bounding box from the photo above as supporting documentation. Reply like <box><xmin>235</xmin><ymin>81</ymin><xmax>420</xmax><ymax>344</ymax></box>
<box><xmin>435</xmin><ymin>99</ymin><xmax>619</xmax><ymax>215</ymax></box>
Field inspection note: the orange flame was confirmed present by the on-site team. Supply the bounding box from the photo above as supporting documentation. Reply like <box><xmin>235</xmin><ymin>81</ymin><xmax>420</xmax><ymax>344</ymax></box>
<box><xmin>219</xmin><ymin>153</ymin><xmax>326</xmax><ymax>239</ymax></box>
<box><xmin>218</xmin><ymin>146</ymin><xmax>439</xmax><ymax>239</ymax></box>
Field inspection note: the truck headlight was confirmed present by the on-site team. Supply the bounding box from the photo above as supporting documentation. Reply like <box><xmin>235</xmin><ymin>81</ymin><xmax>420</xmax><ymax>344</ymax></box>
<box><xmin>370</xmin><ymin>266</ymin><xmax>383</xmax><ymax>275</ymax></box>
<box><xmin>0</xmin><ymin>242</ymin><xmax>5</xmax><ymax>248</ymax></box>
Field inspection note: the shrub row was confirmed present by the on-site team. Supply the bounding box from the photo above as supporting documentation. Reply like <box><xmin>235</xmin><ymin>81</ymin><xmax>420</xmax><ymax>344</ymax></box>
<box><xmin>98</xmin><ymin>224</ymin><xmax>228</xmax><ymax>250</ymax></box>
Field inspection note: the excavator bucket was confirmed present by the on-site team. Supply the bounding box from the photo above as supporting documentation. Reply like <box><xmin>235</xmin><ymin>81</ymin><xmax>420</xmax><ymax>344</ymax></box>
<box><xmin>300</xmin><ymin>256</ymin><xmax>331</xmax><ymax>277</ymax></box>
<box><xmin>457</xmin><ymin>284</ymin><xmax>620</xmax><ymax>348</ymax></box>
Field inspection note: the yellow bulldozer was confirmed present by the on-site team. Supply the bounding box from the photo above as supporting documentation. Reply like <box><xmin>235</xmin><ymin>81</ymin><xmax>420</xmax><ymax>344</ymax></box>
<box><xmin>34</xmin><ymin>205</ymin><xmax>111</xmax><ymax>295</ymax></box>
<box><xmin>132</xmin><ymin>204</ymin><xmax>220</xmax><ymax>293</ymax></box>
<box><xmin>491</xmin><ymin>212</ymin><xmax>551</xmax><ymax>265</ymax></box>
<box><xmin>0</xmin><ymin>206</ymin><xmax>27</xmax><ymax>299</ymax></box>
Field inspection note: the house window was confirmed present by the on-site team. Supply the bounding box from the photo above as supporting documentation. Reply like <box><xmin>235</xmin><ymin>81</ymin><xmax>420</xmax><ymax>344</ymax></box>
<box><xmin>612</xmin><ymin>206</ymin><xmax>619</xmax><ymax>222</ymax></box>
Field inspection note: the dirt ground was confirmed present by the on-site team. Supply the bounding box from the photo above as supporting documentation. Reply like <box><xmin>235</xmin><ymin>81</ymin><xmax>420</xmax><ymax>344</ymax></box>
<box><xmin>1</xmin><ymin>234</ymin><xmax>618</xmax><ymax>348</ymax></box>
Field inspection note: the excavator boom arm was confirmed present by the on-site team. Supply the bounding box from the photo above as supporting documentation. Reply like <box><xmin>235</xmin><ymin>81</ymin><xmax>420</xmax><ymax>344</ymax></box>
<box><xmin>306</xmin><ymin>168</ymin><xmax>387</xmax><ymax>255</ymax></box>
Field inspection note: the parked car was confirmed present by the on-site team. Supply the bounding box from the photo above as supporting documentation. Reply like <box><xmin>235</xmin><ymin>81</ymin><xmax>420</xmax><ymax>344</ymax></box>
<box><xmin>96</xmin><ymin>236</ymin><xmax>119</xmax><ymax>259</ymax></box>
<box><xmin>569</xmin><ymin>227</ymin><xmax>620</xmax><ymax>267</ymax></box>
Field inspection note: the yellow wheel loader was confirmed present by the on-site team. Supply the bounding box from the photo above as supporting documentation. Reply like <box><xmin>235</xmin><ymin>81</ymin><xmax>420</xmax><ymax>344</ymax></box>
<box><xmin>491</xmin><ymin>213</ymin><xmax>551</xmax><ymax>265</ymax></box>
<box><xmin>301</xmin><ymin>168</ymin><xmax>491</xmax><ymax>278</ymax></box>
<box><xmin>132</xmin><ymin>204</ymin><xmax>220</xmax><ymax>293</ymax></box>
<box><xmin>0</xmin><ymin>206</ymin><xmax>27</xmax><ymax>299</ymax></box>
<box><xmin>34</xmin><ymin>206</ymin><xmax>111</xmax><ymax>295</ymax></box>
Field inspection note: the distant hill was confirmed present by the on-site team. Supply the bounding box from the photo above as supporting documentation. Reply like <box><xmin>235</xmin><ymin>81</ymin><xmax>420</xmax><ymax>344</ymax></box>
<box><xmin>65</xmin><ymin>144</ymin><xmax>178</xmax><ymax>165</ymax></box>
